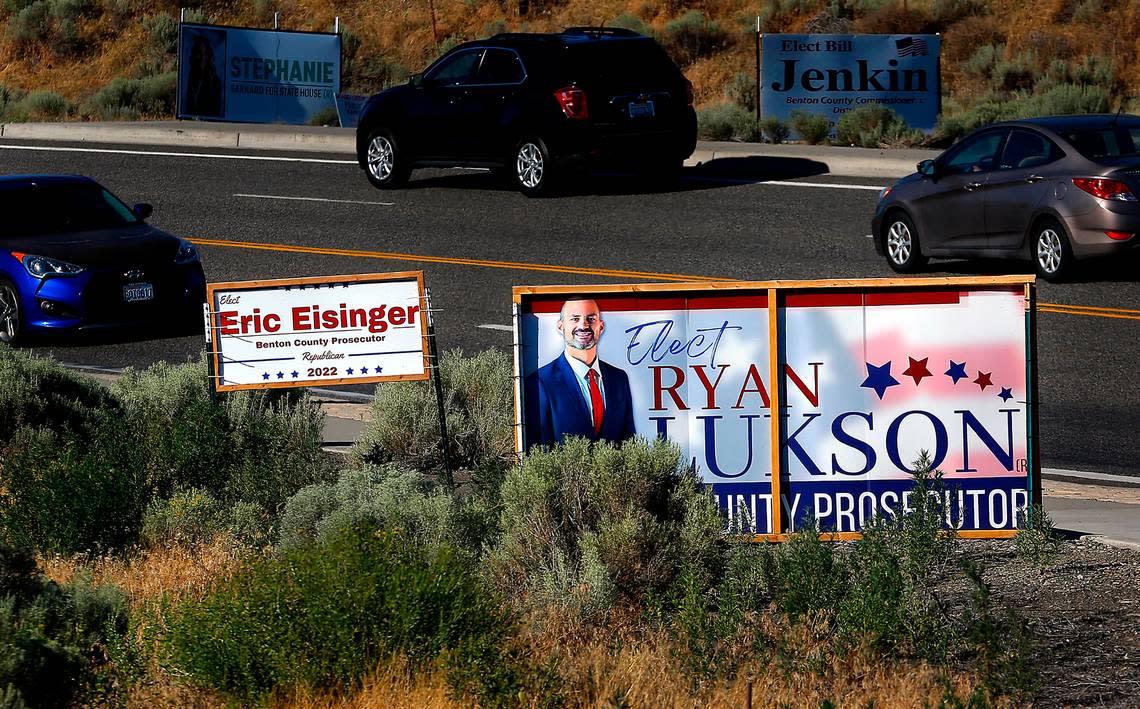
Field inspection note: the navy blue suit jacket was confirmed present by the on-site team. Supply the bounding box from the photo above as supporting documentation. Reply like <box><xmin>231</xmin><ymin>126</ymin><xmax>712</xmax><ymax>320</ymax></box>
<box><xmin>525</xmin><ymin>354</ymin><xmax>637</xmax><ymax>448</ymax></box>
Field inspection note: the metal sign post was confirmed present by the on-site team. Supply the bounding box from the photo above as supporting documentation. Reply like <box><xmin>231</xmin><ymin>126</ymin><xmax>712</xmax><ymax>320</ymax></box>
<box><xmin>425</xmin><ymin>288</ymin><xmax>454</xmax><ymax>489</ymax></box>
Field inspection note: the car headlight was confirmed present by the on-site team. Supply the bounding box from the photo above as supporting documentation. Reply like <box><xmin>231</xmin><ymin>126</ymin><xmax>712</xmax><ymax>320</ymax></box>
<box><xmin>174</xmin><ymin>239</ymin><xmax>199</xmax><ymax>264</ymax></box>
<box><xmin>11</xmin><ymin>252</ymin><xmax>84</xmax><ymax>278</ymax></box>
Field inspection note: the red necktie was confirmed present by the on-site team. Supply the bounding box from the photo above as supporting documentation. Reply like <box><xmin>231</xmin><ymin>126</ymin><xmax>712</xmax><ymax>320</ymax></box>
<box><xmin>587</xmin><ymin>369</ymin><xmax>604</xmax><ymax>437</ymax></box>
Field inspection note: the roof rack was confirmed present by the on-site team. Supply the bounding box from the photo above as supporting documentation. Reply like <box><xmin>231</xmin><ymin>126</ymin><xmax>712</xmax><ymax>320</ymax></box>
<box><xmin>562</xmin><ymin>26</ymin><xmax>641</xmax><ymax>38</ymax></box>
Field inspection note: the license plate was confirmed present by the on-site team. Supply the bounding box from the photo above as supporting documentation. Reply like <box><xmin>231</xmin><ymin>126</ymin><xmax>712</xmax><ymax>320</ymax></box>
<box><xmin>629</xmin><ymin>100</ymin><xmax>655</xmax><ymax>118</ymax></box>
<box><xmin>123</xmin><ymin>283</ymin><xmax>154</xmax><ymax>303</ymax></box>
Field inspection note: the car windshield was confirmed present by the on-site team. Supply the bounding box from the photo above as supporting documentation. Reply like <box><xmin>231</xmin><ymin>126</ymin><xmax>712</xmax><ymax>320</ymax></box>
<box><xmin>1062</xmin><ymin>127</ymin><xmax>1140</xmax><ymax>160</ymax></box>
<box><xmin>0</xmin><ymin>182</ymin><xmax>139</xmax><ymax>236</ymax></box>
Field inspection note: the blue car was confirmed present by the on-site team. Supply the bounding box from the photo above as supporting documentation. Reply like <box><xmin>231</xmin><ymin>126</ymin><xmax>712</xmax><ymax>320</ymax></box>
<box><xmin>0</xmin><ymin>175</ymin><xmax>206</xmax><ymax>345</ymax></box>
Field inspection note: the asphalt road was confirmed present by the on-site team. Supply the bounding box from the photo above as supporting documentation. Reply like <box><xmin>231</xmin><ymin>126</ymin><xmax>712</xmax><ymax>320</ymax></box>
<box><xmin>2</xmin><ymin>139</ymin><xmax>1138</xmax><ymax>477</ymax></box>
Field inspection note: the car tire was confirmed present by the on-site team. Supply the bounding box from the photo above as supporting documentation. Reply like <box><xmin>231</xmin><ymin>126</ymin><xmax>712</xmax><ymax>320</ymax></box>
<box><xmin>883</xmin><ymin>212</ymin><xmax>927</xmax><ymax>273</ymax></box>
<box><xmin>513</xmin><ymin>137</ymin><xmax>556</xmax><ymax>197</ymax></box>
<box><xmin>0</xmin><ymin>279</ymin><xmax>24</xmax><ymax>346</ymax></box>
<box><xmin>364</xmin><ymin>128</ymin><xmax>409</xmax><ymax>189</ymax></box>
<box><xmin>1032</xmin><ymin>219</ymin><xmax>1073</xmax><ymax>282</ymax></box>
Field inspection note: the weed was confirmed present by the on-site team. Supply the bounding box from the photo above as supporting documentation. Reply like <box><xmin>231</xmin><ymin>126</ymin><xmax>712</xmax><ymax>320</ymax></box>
<box><xmin>961</xmin><ymin>561</ymin><xmax>1036</xmax><ymax>702</ymax></box>
<box><xmin>660</xmin><ymin>11</ymin><xmax>728</xmax><ymax>66</ymax></box>
<box><xmin>836</xmin><ymin>104</ymin><xmax>925</xmax><ymax>148</ymax></box>
<box><xmin>759</xmin><ymin>116</ymin><xmax>790</xmax><ymax>143</ymax></box>
<box><xmin>697</xmin><ymin>102</ymin><xmax>759</xmax><ymax>141</ymax></box>
<box><xmin>1015</xmin><ymin>503</ymin><xmax>1062</xmax><ymax>568</ymax></box>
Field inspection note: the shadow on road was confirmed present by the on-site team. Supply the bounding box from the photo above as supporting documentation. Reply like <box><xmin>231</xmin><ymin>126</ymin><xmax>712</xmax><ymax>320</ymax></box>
<box><xmin>927</xmin><ymin>254</ymin><xmax>1140</xmax><ymax>284</ymax></box>
<box><xmin>400</xmin><ymin>155</ymin><xmax>831</xmax><ymax>196</ymax></box>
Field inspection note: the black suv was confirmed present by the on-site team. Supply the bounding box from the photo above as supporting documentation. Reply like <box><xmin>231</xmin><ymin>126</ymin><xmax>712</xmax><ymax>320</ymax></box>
<box><xmin>354</xmin><ymin>28</ymin><xmax>697</xmax><ymax>196</ymax></box>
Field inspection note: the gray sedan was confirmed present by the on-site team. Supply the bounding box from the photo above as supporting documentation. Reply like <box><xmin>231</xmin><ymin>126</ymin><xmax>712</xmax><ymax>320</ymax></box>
<box><xmin>872</xmin><ymin>114</ymin><xmax>1140</xmax><ymax>281</ymax></box>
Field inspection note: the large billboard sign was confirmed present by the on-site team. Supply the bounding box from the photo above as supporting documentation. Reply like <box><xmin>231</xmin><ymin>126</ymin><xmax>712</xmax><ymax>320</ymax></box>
<box><xmin>761</xmin><ymin>34</ymin><xmax>940</xmax><ymax>138</ymax></box>
<box><xmin>177</xmin><ymin>22</ymin><xmax>340</xmax><ymax>124</ymax></box>
<box><xmin>513</xmin><ymin>277</ymin><xmax>1038</xmax><ymax>539</ymax></box>
<box><xmin>206</xmin><ymin>272</ymin><xmax>429</xmax><ymax>392</ymax></box>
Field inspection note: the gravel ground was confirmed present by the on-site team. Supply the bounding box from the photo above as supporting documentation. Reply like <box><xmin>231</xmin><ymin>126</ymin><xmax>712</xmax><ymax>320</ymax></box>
<box><xmin>957</xmin><ymin>538</ymin><xmax>1140</xmax><ymax>708</ymax></box>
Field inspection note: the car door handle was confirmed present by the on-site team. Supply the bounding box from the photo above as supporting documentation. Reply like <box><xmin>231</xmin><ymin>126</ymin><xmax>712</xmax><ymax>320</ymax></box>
<box><xmin>1025</xmin><ymin>174</ymin><xmax>1044</xmax><ymax>183</ymax></box>
<box><xmin>964</xmin><ymin>181</ymin><xmax>983</xmax><ymax>191</ymax></box>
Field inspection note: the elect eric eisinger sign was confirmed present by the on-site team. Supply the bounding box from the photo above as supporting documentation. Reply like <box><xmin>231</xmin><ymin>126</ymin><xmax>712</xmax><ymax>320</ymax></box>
<box><xmin>206</xmin><ymin>272</ymin><xmax>429</xmax><ymax>392</ymax></box>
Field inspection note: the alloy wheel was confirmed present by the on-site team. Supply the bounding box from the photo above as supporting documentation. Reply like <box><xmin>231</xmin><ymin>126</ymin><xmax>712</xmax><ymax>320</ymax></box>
<box><xmin>886</xmin><ymin>220</ymin><xmax>913</xmax><ymax>266</ymax></box>
<box><xmin>367</xmin><ymin>135</ymin><xmax>395</xmax><ymax>182</ymax></box>
<box><xmin>517</xmin><ymin>142</ymin><xmax>544</xmax><ymax>189</ymax></box>
<box><xmin>0</xmin><ymin>284</ymin><xmax>19</xmax><ymax>343</ymax></box>
<box><xmin>1037</xmin><ymin>228</ymin><xmax>1063</xmax><ymax>275</ymax></box>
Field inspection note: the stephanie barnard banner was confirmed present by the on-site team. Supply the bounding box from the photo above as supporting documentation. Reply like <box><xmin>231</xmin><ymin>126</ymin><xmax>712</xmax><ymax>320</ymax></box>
<box><xmin>760</xmin><ymin>33</ymin><xmax>941</xmax><ymax>138</ymax></box>
<box><xmin>513</xmin><ymin>277</ymin><xmax>1038</xmax><ymax>538</ymax></box>
<box><xmin>177</xmin><ymin>21</ymin><xmax>340</xmax><ymax>124</ymax></box>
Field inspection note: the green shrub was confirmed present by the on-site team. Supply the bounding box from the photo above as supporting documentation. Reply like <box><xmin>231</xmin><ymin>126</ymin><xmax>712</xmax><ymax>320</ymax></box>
<box><xmin>962</xmin><ymin>43</ymin><xmax>1003</xmax><ymax>79</ymax></box>
<box><xmin>697</xmin><ymin>102</ymin><xmax>759</xmax><ymax>141</ymax></box>
<box><xmin>0</xmin><ymin>347</ymin><xmax>119</xmax><ymax>445</ymax></box>
<box><xmin>836</xmin><ymin>104</ymin><xmax>925</xmax><ymax>148</ymax></box>
<box><xmin>352</xmin><ymin>348</ymin><xmax>514</xmax><ymax>481</ymax></box>
<box><xmin>306</xmin><ymin>105</ymin><xmax>340</xmax><ymax>126</ymax></box>
<box><xmin>660</xmin><ymin>11</ymin><xmax>727</xmax><ymax>66</ymax></box>
<box><xmin>991</xmin><ymin>51</ymin><xmax>1035</xmax><ymax>92</ymax></box>
<box><xmin>608</xmin><ymin>13</ymin><xmax>650</xmax><ymax>36</ymax></box>
<box><xmin>487</xmin><ymin>437</ymin><xmax>723</xmax><ymax>620</ymax></box>
<box><xmin>725</xmin><ymin>71</ymin><xmax>755</xmax><ymax>111</ymax></box>
<box><xmin>759</xmin><ymin>116</ymin><xmax>790</xmax><ymax>143</ymax></box>
<box><xmin>167</xmin><ymin>525</ymin><xmax>551</xmax><ymax>706</ymax></box>
<box><xmin>837</xmin><ymin>517</ymin><xmax>906</xmax><ymax>650</ymax></box>
<box><xmin>790</xmin><ymin>110</ymin><xmax>831</xmax><ymax>144</ymax></box>
<box><xmin>278</xmin><ymin>464</ymin><xmax>493</xmax><ymax>559</ymax></box>
<box><xmin>9</xmin><ymin>90</ymin><xmax>73</xmax><ymax>120</ymax></box>
<box><xmin>80</xmin><ymin>72</ymin><xmax>177</xmax><ymax>120</ymax></box>
<box><xmin>961</xmin><ymin>562</ymin><xmax>1036</xmax><ymax>701</ymax></box>
<box><xmin>0</xmin><ymin>545</ymin><xmax>129</xmax><ymax>708</ymax></box>
<box><xmin>6</xmin><ymin>0</ymin><xmax>51</xmax><ymax>50</ymax></box>
<box><xmin>0</xmin><ymin>422</ymin><xmax>146</xmax><ymax>554</ymax></box>
<box><xmin>113</xmin><ymin>359</ymin><xmax>332</xmax><ymax>514</ymax></box>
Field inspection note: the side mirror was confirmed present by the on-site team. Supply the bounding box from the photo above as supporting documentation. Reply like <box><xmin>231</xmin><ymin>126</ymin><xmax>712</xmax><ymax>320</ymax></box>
<box><xmin>410</xmin><ymin>73</ymin><xmax>423</xmax><ymax>87</ymax></box>
<box><xmin>917</xmin><ymin>159</ymin><xmax>938</xmax><ymax>178</ymax></box>
<box><xmin>133</xmin><ymin>203</ymin><xmax>153</xmax><ymax>220</ymax></box>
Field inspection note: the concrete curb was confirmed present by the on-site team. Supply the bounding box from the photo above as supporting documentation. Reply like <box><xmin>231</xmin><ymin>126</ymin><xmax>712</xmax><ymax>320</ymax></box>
<box><xmin>1</xmin><ymin>120</ymin><xmax>940</xmax><ymax>179</ymax></box>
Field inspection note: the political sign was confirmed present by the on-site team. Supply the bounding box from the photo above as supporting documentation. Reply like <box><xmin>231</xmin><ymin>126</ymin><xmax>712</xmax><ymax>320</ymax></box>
<box><xmin>206</xmin><ymin>272</ymin><xmax>429</xmax><ymax>392</ymax></box>
<box><xmin>761</xmin><ymin>33</ymin><xmax>941</xmax><ymax>138</ymax></box>
<box><xmin>178</xmin><ymin>21</ymin><xmax>341</xmax><ymax>124</ymax></box>
<box><xmin>513</xmin><ymin>276</ymin><xmax>1038</xmax><ymax>539</ymax></box>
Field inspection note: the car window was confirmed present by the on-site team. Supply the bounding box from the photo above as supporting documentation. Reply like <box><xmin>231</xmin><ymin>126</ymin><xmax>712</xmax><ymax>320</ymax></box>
<box><xmin>475</xmin><ymin>49</ymin><xmax>525</xmax><ymax>84</ymax></box>
<box><xmin>0</xmin><ymin>183</ymin><xmax>139</xmax><ymax>236</ymax></box>
<box><xmin>424</xmin><ymin>49</ymin><xmax>482</xmax><ymax>86</ymax></box>
<box><xmin>999</xmin><ymin>129</ymin><xmax>1062</xmax><ymax>170</ymax></box>
<box><xmin>1062</xmin><ymin>127</ymin><xmax>1140</xmax><ymax>159</ymax></box>
<box><xmin>941</xmin><ymin>131</ymin><xmax>1006</xmax><ymax>175</ymax></box>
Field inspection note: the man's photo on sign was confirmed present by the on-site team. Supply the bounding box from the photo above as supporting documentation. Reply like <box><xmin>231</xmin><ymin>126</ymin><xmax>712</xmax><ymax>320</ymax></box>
<box><xmin>524</xmin><ymin>297</ymin><xmax>636</xmax><ymax>449</ymax></box>
<box><xmin>181</xmin><ymin>27</ymin><xmax>226</xmax><ymax>119</ymax></box>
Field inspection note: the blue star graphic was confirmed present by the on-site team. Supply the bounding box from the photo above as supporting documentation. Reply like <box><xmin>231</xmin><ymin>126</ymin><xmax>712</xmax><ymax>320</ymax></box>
<box><xmin>291</xmin><ymin>371</ymin><xmax>299</xmax><ymax>378</ymax></box>
<box><xmin>262</xmin><ymin>372</ymin><xmax>270</xmax><ymax>380</ymax></box>
<box><xmin>861</xmin><ymin>361</ymin><xmax>899</xmax><ymax>400</ymax></box>
<box><xmin>945</xmin><ymin>360</ymin><xmax>968</xmax><ymax>384</ymax></box>
<box><xmin>360</xmin><ymin>366</ymin><xmax>369</xmax><ymax>374</ymax></box>
<box><xmin>373</xmin><ymin>365</ymin><xmax>382</xmax><ymax>373</ymax></box>
<box><xmin>998</xmin><ymin>387</ymin><xmax>1013</xmax><ymax>402</ymax></box>
<box><xmin>346</xmin><ymin>367</ymin><xmax>355</xmax><ymax>375</ymax></box>
<box><xmin>276</xmin><ymin>371</ymin><xmax>285</xmax><ymax>379</ymax></box>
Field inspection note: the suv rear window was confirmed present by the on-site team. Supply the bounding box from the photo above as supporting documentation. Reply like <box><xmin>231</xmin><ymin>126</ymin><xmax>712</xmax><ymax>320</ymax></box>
<box><xmin>1063</xmin><ymin>128</ymin><xmax>1140</xmax><ymax>159</ymax></box>
<box><xmin>565</xmin><ymin>40</ymin><xmax>679</xmax><ymax>82</ymax></box>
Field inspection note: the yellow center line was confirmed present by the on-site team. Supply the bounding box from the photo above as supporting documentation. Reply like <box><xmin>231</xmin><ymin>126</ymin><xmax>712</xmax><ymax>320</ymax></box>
<box><xmin>188</xmin><ymin>237</ymin><xmax>1137</xmax><ymax>321</ymax></box>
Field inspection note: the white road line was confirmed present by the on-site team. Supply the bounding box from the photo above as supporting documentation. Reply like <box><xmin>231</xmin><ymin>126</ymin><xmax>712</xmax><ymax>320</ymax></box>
<box><xmin>234</xmin><ymin>193</ymin><xmax>394</xmax><ymax>206</ymax></box>
<box><xmin>478</xmin><ymin>324</ymin><xmax>513</xmax><ymax>332</ymax></box>
<box><xmin>0</xmin><ymin>143</ymin><xmax>356</xmax><ymax>164</ymax></box>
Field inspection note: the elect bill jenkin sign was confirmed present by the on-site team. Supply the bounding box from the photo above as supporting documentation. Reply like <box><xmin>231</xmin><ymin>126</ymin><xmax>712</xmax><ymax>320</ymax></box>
<box><xmin>761</xmin><ymin>34</ymin><xmax>940</xmax><ymax>138</ymax></box>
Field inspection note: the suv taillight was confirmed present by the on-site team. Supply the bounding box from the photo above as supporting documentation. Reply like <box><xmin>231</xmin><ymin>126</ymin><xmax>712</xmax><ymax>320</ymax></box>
<box><xmin>684</xmin><ymin>78</ymin><xmax>694</xmax><ymax>107</ymax></box>
<box><xmin>1072</xmin><ymin>177</ymin><xmax>1138</xmax><ymax>202</ymax></box>
<box><xmin>555</xmin><ymin>86</ymin><xmax>588</xmax><ymax>120</ymax></box>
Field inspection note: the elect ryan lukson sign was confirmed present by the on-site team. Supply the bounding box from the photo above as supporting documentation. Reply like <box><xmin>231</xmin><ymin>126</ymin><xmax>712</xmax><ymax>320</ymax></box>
<box><xmin>760</xmin><ymin>34</ymin><xmax>940</xmax><ymax>137</ymax></box>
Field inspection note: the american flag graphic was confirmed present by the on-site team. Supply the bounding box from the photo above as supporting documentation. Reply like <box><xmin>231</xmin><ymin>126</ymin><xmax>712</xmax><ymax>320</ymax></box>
<box><xmin>896</xmin><ymin>36</ymin><xmax>929</xmax><ymax>57</ymax></box>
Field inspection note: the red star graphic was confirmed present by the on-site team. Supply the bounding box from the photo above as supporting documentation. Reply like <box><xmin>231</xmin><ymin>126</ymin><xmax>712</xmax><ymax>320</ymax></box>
<box><xmin>902</xmin><ymin>356</ymin><xmax>932</xmax><ymax>386</ymax></box>
<box><xmin>973</xmin><ymin>371</ymin><xmax>993</xmax><ymax>391</ymax></box>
